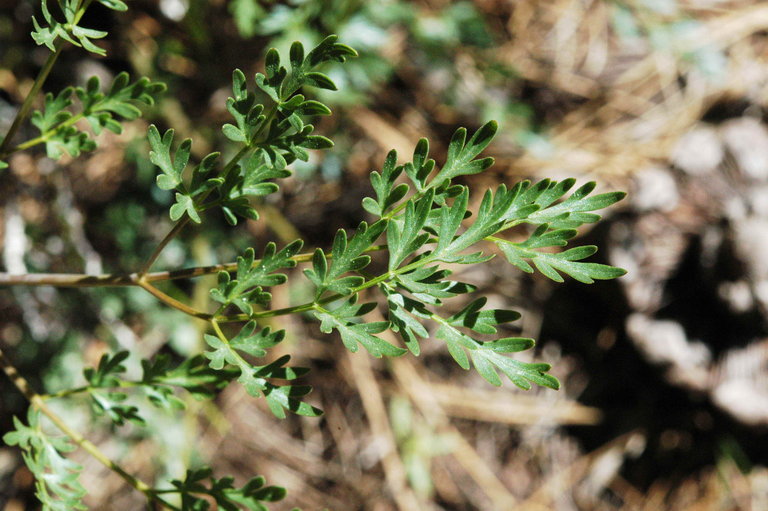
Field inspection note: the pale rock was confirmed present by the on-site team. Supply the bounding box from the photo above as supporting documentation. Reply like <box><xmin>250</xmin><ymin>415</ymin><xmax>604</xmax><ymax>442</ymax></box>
<box><xmin>731</xmin><ymin>217</ymin><xmax>768</xmax><ymax>281</ymax></box>
<box><xmin>748</xmin><ymin>184</ymin><xmax>768</xmax><ymax>217</ymax></box>
<box><xmin>626</xmin><ymin>314</ymin><xmax>711</xmax><ymax>370</ymax></box>
<box><xmin>631</xmin><ymin>167</ymin><xmax>679</xmax><ymax>212</ymax></box>
<box><xmin>718</xmin><ymin>281</ymin><xmax>754</xmax><ymax>313</ymax></box>
<box><xmin>721</xmin><ymin>117</ymin><xmax>768</xmax><ymax>181</ymax></box>
<box><xmin>712</xmin><ymin>379</ymin><xmax>768</xmax><ymax>426</ymax></box>
<box><xmin>671</xmin><ymin>124</ymin><xmax>723</xmax><ymax>175</ymax></box>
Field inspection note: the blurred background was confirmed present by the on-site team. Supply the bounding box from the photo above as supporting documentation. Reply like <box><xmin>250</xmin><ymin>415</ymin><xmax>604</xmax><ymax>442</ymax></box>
<box><xmin>2</xmin><ymin>0</ymin><xmax>768</xmax><ymax>509</ymax></box>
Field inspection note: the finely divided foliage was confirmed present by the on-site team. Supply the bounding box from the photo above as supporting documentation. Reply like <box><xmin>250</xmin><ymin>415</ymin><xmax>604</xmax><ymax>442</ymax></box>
<box><xmin>1</xmin><ymin>2</ymin><xmax>626</xmax><ymax>510</ymax></box>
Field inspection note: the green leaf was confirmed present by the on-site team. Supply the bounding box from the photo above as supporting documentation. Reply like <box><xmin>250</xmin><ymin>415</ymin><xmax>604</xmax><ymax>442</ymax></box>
<box><xmin>204</xmin><ymin>324</ymin><xmax>283</xmax><ymax>398</ymax></box>
<box><xmin>189</xmin><ymin>152</ymin><xmax>223</xmax><ymax>198</ymax></box>
<box><xmin>431</xmin><ymin>121</ymin><xmax>497</xmax><ymax>188</ymax></box>
<box><xmin>31</xmin><ymin>88</ymin><xmax>74</xmax><ymax>133</ymax></box>
<box><xmin>44</xmin><ymin>128</ymin><xmax>96</xmax><ymax>159</ymax></box>
<box><xmin>363</xmin><ymin>149</ymin><xmax>410</xmax><ymax>217</ymax></box>
<box><xmin>403</xmin><ymin>138</ymin><xmax>435</xmax><ymax>191</ymax></box>
<box><xmin>76</xmin><ymin>73</ymin><xmax>166</xmax><ymax>135</ymax></box>
<box><xmin>395</xmin><ymin>265</ymin><xmax>476</xmax><ymax>305</ymax></box>
<box><xmin>172</xmin><ymin>468</ymin><xmax>290</xmax><ymax>511</ymax></box>
<box><xmin>446</xmin><ymin>297</ymin><xmax>521</xmax><ymax>334</ymax></box>
<box><xmin>496</xmin><ymin>237</ymin><xmax>626</xmax><ymax>284</ymax></box>
<box><xmin>299</xmin><ymin>134</ymin><xmax>334</xmax><ymax>149</ymax></box>
<box><xmin>279</xmin><ymin>35</ymin><xmax>357</xmax><ymax>98</ymax></box>
<box><xmin>148</xmin><ymin>125</ymin><xmax>191</xmax><ymax>191</ymax></box>
<box><xmin>31</xmin><ymin>1</ymin><xmax>110</xmax><ymax>56</ymax></box>
<box><xmin>82</xmin><ymin>351</ymin><xmax>146</xmax><ymax>426</ymax></box>
<box><xmin>224</xmin><ymin>68</ymin><xmax>264</xmax><ymax>144</ymax></box>
<box><xmin>3</xmin><ymin>409</ymin><xmax>87</xmax><ymax>510</ymax></box>
<box><xmin>386</xmin><ymin>189</ymin><xmax>433</xmax><ymax>271</ymax></box>
<box><xmin>500</xmin><ymin>179</ymin><xmax>627</xmax><ymax>229</ymax></box>
<box><xmin>438</xmin><ymin>185</ymin><xmax>521</xmax><ymax>261</ymax></box>
<box><xmin>302</xmin><ymin>72</ymin><xmax>337</xmax><ymax>91</ymax></box>
<box><xmin>210</xmin><ymin>241</ymin><xmax>303</xmax><ymax>315</ymax></box>
<box><xmin>97</xmin><ymin>0</ymin><xmax>128</xmax><ymax>11</ymax></box>
<box><xmin>306</xmin><ymin>220</ymin><xmax>386</xmax><ymax>297</ymax></box>
<box><xmin>435</xmin><ymin>321</ymin><xmax>558</xmax><ymax>389</ymax></box>
<box><xmin>31</xmin><ymin>6</ymin><xmax>63</xmax><ymax>52</ymax></box>
<box><xmin>203</xmin><ymin>322</ymin><xmax>318</xmax><ymax>417</ymax></box>
<box><xmin>141</xmin><ymin>354</ymin><xmax>234</xmax><ymax>408</ymax></box>
<box><xmin>434</xmin><ymin>187</ymin><xmax>469</xmax><ymax>258</ymax></box>
<box><xmin>83</xmin><ymin>351</ymin><xmax>128</xmax><ymax>387</ymax></box>
<box><xmin>170</xmin><ymin>193</ymin><xmax>200</xmax><ymax>223</ymax></box>
<box><xmin>216</xmin><ymin>150</ymin><xmax>291</xmax><ymax>224</ymax></box>
<box><xmin>222</xmin><ymin>123</ymin><xmax>246</xmax><ymax>142</ymax></box>
<box><xmin>382</xmin><ymin>288</ymin><xmax>430</xmax><ymax>355</ymax></box>
<box><xmin>314</xmin><ymin>298</ymin><xmax>406</xmax><ymax>358</ymax></box>
<box><xmin>264</xmin><ymin>384</ymin><xmax>322</xmax><ymax>418</ymax></box>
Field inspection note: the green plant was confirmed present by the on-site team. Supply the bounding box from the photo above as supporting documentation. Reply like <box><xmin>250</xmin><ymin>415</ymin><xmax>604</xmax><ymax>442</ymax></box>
<box><xmin>0</xmin><ymin>2</ymin><xmax>626</xmax><ymax>509</ymax></box>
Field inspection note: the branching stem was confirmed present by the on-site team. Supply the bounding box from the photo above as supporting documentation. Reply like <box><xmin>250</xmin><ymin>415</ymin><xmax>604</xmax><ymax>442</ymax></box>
<box><xmin>0</xmin><ymin>347</ymin><xmax>181</xmax><ymax>511</ymax></box>
<box><xmin>217</xmin><ymin>252</ymin><xmax>437</xmax><ymax>322</ymax></box>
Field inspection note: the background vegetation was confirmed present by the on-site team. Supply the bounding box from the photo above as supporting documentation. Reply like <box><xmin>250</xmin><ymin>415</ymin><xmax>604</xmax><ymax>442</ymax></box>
<box><xmin>2</xmin><ymin>0</ymin><xmax>768</xmax><ymax>509</ymax></box>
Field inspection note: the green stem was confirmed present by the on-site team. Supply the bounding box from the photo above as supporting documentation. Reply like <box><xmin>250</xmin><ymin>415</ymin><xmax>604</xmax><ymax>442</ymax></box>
<box><xmin>137</xmin><ymin>217</ymin><xmax>191</xmax><ymax>276</ymax></box>
<box><xmin>41</xmin><ymin>380</ymin><xmax>139</xmax><ymax>400</ymax></box>
<box><xmin>10</xmin><ymin>111</ymin><xmax>87</xmax><ymax>155</ymax></box>
<box><xmin>0</xmin><ymin>347</ymin><xmax>180</xmax><ymax>511</ymax></box>
<box><xmin>0</xmin><ymin>44</ymin><xmax>63</xmax><ymax>158</ymax></box>
<box><xmin>137</xmin><ymin>280</ymin><xmax>212</xmax><ymax>319</ymax></box>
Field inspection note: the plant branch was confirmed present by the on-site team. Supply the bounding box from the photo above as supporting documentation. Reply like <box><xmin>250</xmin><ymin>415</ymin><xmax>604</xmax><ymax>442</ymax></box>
<box><xmin>0</xmin><ymin>245</ymin><xmax>388</xmax><ymax>287</ymax></box>
<box><xmin>137</xmin><ymin>142</ymin><xmax>254</xmax><ymax>277</ymax></box>
<box><xmin>0</xmin><ymin>272</ymin><xmax>138</xmax><ymax>287</ymax></box>
<box><xmin>10</xmin><ymin>111</ymin><xmax>87</xmax><ymax>155</ymax></box>
<box><xmin>136</xmin><ymin>280</ymin><xmax>213</xmax><ymax>320</ymax></box>
<box><xmin>0</xmin><ymin>346</ymin><xmax>180</xmax><ymax>511</ymax></box>
<box><xmin>217</xmin><ymin>252</ymin><xmax>434</xmax><ymax>323</ymax></box>
<box><xmin>0</xmin><ymin>43</ymin><xmax>63</xmax><ymax>158</ymax></box>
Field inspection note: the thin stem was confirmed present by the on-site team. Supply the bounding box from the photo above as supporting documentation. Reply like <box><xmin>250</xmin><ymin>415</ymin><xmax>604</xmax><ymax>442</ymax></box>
<box><xmin>210</xmin><ymin>318</ymin><xmax>227</xmax><ymax>340</ymax></box>
<box><xmin>0</xmin><ymin>347</ymin><xmax>180</xmax><ymax>511</ymax></box>
<box><xmin>11</xmin><ymin>111</ymin><xmax>87</xmax><ymax>154</ymax></box>
<box><xmin>221</xmin><ymin>300</ymin><xmax>319</xmax><ymax>322</ymax></box>
<box><xmin>137</xmin><ymin>280</ymin><xmax>212</xmax><ymax>320</ymax></box>
<box><xmin>0</xmin><ymin>44</ymin><xmax>63</xmax><ymax>158</ymax></box>
<box><xmin>0</xmin><ymin>346</ymin><xmax>37</xmax><ymax>401</ymax></box>
<box><xmin>138</xmin><ymin>217</ymin><xmax>190</xmax><ymax>276</ymax></box>
<box><xmin>0</xmin><ymin>246</ymin><xmax>388</xmax><ymax>288</ymax></box>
